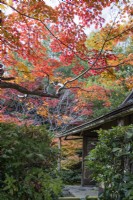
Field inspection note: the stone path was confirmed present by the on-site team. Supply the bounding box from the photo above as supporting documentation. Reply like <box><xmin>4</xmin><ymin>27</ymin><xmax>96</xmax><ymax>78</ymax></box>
<box><xmin>62</xmin><ymin>185</ymin><xmax>98</xmax><ymax>199</ymax></box>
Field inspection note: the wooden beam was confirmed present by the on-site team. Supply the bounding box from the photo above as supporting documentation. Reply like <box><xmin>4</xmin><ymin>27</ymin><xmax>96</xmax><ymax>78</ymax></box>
<box><xmin>64</xmin><ymin>136</ymin><xmax>82</xmax><ymax>140</ymax></box>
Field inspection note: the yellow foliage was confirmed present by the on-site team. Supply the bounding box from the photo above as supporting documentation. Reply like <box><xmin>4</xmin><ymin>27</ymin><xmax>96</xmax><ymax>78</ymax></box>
<box><xmin>61</xmin><ymin>155</ymin><xmax>80</xmax><ymax>169</ymax></box>
<box><xmin>17</xmin><ymin>61</ymin><xmax>29</xmax><ymax>73</ymax></box>
<box><xmin>8</xmin><ymin>0</ymin><xmax>13</xmax><ymax>6</ymax></box>
<box><xmin>101</xmin><ymin>69</ymin><xmax>116</xmax><ymax>79</ymax></box>
<box><xmin>16</xmin><ymin>61</ymin><xmax>34</xmax><ymax>81</ymax></box>
<box><xmin>86</xmin><ymin>24</ymin><xmax>132</xmax><ymax>51</ymax></box>
<box><xmin>37</xmin><ymin>107</ymin><xmax>48</xmax><ymax>117</ymax></box>
<box><xmin>99</xmin><ymin>69</ymin><xmax>117</xmax><ymax>86</ymax></box>
<box><xmin>85</xmin><ymin>31</ymin><xmax>115</xmax><ymax>51</ymax></box>
<box><xmin>0</xmin><ymin>4</ymin><xmax>6</xmax><ymax>10</ymax></box>
<box><xmin>61</xmin><ymin>140</ymin><xmax>82</xmax><ymax>169</ymax></box>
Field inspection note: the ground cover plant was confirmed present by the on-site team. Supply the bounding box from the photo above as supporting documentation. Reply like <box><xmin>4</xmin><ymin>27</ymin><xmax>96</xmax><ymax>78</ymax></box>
<box><xmin>0</xmin><ymin>123</ymin><xmax>62</xmax><ymax>200</ymax></box>
<box><xmin>86</xmin><ymin>125</ymin><xmax>133</xmax><ymax>200</ymax></box>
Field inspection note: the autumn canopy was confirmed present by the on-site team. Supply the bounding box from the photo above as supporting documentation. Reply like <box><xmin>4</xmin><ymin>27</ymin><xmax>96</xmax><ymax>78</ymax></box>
<box><xmin>0</xmin><ymin>0</ymin><xmax>133</xmax><ymax>127</ymax></box>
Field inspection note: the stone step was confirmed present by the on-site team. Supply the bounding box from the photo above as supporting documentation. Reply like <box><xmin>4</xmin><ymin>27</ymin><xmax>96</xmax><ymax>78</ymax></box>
<box><xmin>58</xmin><ymin>198</ymin><xmax>81</xmax><ymax>200</ymax></box>
<box><xmin>58</xmin><ymin>196</ymin><xmax>98</xmax><ymax>200</ymax></box>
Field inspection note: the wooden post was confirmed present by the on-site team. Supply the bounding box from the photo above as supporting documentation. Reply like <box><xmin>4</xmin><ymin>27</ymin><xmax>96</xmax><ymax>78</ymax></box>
<box><xmin>58</xmin><ymin>137</ymin><xmax>61</xmax><ymax>172</ymax></box>
<box><xmin>82</xmin><ymin>135</ymin><xmax>98</xmax><ymax>185</ymax></box>
<box><xmin>81</xmin><ymin>135</ymin><xmax>85</xmax><ymax>186</ymax></box>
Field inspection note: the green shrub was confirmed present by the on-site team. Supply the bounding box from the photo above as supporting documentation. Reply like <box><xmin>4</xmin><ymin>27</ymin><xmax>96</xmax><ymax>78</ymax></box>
<box><xmin>0</xmin><ymin>123</ymin><xmax>62</xmax><ymax>200</ymax></box>
<box><xmin>61</xmin><ymin>169</ymin><xmax>81</xmax><ymax>184</ymax></box>
<box><xmin>86</xmin><ymin>125</ymin><xmax>133</xmax><ymax>200</ymax></box>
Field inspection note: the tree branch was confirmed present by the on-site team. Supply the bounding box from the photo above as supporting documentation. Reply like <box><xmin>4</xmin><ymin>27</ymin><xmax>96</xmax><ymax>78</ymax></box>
<box><xmin>1</xmin><ymin>77</ymin><xmax>15</xmax><ymax>81</ymax></box>
<box><xmin>0</xmin><ymin>82</ymin><xmax>59</xmax><ymax>98</ymax></box>
<box><xmin>57</xmin><ymin>17</ymin><xmax>119</xmax><ymax>94</ymax></box>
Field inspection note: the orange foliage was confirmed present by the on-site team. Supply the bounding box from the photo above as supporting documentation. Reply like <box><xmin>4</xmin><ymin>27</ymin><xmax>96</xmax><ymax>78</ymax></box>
<box><xmin>125</xmin><ymin>76</ymin><xmax>133</xmax><ymax>89</ymax></box>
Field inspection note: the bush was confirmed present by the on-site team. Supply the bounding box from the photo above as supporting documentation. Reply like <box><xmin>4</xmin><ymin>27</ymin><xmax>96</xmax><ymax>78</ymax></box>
<box><xmin>61</xmin><ymin>169</ymin><xmax>81</xmax><ymax>184</ymax></box>
<box><xmin>0</xmin><ymin>123</ymin><xmax>62</xmax><ymax>200</ymax></box>
<box><xmin>86</xmin><ymin>125</ymin><xmax>133</xmax><ymax>200</ymax></box>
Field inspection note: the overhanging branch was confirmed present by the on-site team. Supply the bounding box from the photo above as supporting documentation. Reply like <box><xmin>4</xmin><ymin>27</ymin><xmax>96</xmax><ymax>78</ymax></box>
<box><xmin>0</xmin><ymin>82</ymin><xmax>59</xmax><ymax>98</ymax></box>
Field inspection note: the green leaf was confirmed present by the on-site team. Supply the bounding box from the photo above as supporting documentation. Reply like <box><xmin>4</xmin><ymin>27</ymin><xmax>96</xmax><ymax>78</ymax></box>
<box><xmin>126</xmin><ymin>130</ymin><xmax>133</xmax><ymax>139</ymax></box>
<box><xmin>112</xmin><ymin>147</ymin><xmax>122</xmax><ymax>152</ymax></box>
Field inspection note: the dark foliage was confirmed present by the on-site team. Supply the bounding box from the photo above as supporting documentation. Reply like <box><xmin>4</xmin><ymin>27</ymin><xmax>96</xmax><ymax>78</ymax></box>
<box><xmin>0</xmin><ymin>123</ymin><xmax>62</xmax><ymax>200</ymax></box>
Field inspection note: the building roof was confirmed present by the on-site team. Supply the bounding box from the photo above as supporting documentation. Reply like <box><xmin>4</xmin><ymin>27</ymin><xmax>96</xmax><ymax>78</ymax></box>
<box><xmin>57</xmin><ymin>90</ymin><xmax>133</xmax><ymax>138</ymax></box>
<box><xmin>120</xmin><ymin>90</ymin><xmax>133</xmax><ymax>106</ymax></box>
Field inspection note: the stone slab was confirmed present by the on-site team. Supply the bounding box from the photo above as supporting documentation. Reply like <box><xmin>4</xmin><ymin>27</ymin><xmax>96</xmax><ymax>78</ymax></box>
<box><xmin>62</xmin><ymin>185</ymin><xmax>98</xmax><ymax>198</ymax></box>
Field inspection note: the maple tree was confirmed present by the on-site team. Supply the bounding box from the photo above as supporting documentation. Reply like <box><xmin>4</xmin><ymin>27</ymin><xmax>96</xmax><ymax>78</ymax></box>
<box><xmin>0</xmin><ymin>0</ymin><xmax>132</xmax><ymax>126</ymax></box>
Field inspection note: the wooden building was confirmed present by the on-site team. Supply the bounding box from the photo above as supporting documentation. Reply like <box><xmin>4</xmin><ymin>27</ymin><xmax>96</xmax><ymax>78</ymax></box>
<box><xmin>57</xmin><ymin>90</ymin><xmax>133</xmax><ymax>186</ymax></box>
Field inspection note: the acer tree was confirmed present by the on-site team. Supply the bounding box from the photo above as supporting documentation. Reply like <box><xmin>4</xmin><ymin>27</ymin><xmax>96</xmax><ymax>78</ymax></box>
<box><xmin>0</xmin><ymin>0</ymin><xmax>132</xmax><ymax>126</ymax></box>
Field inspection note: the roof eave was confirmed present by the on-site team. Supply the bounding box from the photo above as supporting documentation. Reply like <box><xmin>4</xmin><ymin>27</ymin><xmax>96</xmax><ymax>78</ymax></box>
<box><xmin>57</xmin><ymin>103</ymin><xmax>133</xmax><ymax>138</ymax></box>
